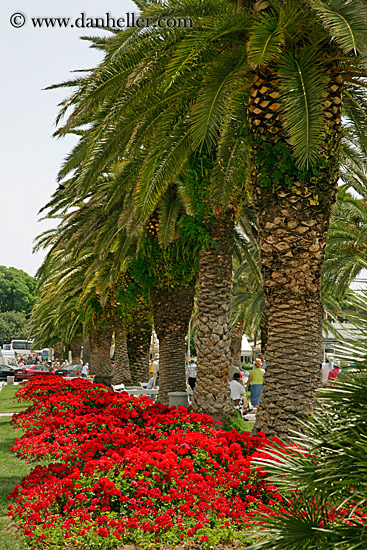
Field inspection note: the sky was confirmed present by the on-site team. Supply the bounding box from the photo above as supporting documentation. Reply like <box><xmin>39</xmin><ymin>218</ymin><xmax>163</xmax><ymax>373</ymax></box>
<box><xmin>1</xmin><ymin>0</ymin><xmax>136</xmax><ymax>277</ymax></box>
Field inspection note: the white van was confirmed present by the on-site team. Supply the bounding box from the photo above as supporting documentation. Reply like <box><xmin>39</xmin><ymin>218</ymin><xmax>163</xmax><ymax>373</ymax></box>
<box><xmin>0</xmin><ymin>350</ymin><xmax>18</xmax><ymax>368</ymax></box>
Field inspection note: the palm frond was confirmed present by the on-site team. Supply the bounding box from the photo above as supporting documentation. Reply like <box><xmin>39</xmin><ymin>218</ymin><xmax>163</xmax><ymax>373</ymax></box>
<box><xmin>247</xmin><ymin>12</ymin><xmax>284</xmax><ymax>68</ymax></box>
<box><xmin>277</xmin><ymin>47</ymin><xmax>326</xmax><ymax>169</ymax></box>
<box><xmin>310</xmin><ymin>0</ymin><xmax>367</xmax><ymax>55</ymax></box>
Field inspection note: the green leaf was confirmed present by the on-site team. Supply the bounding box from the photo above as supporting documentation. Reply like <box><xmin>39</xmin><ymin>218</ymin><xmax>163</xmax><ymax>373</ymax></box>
<box><xmin>310</xmin><ymin>0</ymin><xmax>367</xmax><ymax>55</ymax></box>
<box><xmin>277</xmin><ymin>48</ymin><xmax>326</xmax><ymax>169</ymax></box>
<box><xmin>247</xmin><ymin>14</ymin><xmax>284</xmax><ymax>68</ymax></box>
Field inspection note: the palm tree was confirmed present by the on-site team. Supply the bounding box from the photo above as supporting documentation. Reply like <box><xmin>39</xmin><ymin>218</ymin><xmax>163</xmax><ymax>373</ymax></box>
<box><xmin>323</xmin><ymin>187</ymin><xmax>367</xmax><ymax>297</ymax></box>
<box><xmin>38</xmin><ymin>168</ymin><xmax>201</xmax><ymax>403</ymax></box>
<box><xmin>48</xmin><ymin>0</ymin><xmax>367</xmax><ymax>434</ymax></box>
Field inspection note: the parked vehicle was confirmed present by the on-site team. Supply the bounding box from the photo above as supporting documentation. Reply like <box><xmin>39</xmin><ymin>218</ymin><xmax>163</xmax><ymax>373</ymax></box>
<box><xmin>55</xmin><ymin>364</ymin><xmax>82</xmax><ymax>377</ymax></box>
<box><xmin>14</xmin><ymin>364</ymin><xmax>52</xmax><ymax>381</ymax></box>
<box><xmin>0</xmin><ymin>351</ymin><xmax>18</xmax><ymax>368</ymax></box>
<box><xmin>0</xmin><ymin>364</ymin><xmax>16</xmax><ymax>381</ymax></box>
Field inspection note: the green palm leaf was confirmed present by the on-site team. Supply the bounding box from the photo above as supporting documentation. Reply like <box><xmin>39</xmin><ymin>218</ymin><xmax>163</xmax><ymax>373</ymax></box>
<box><xmin>190</xmin><ymin>50</ymin><xmax>247</xmax><ymax>150</ymax></box>
<box><xmin>310</xmin><ymin>0</ymin><xmax>367</xmax><ymax>55</ymax></box>
<box><xmin>277</xmin><ymin>47</ymin><xmax>326</xmax><ymax>169</ymax></box>
<box><xmin>247</xmin><ymin>13</ymin><xmax>284</xmax><ymax>68</ymax></box>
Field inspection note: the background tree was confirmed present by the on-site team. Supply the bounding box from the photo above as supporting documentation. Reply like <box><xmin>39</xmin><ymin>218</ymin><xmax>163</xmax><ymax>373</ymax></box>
<box><xmin>0</xmin><ymin>266</ymin><xmax>36</xmax><ymax>316</ymax></box>
<box><xmin>0</xmin><ymin>311</ymin><xmax>29</xmax><ymax>347</ymax></box>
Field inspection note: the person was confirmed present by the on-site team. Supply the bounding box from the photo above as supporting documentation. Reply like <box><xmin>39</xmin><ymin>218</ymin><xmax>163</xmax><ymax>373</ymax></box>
<box><xmin>246</xmin><ymin>358</ymin><xmax>264</xmax><ymax>407</ymax></box>
<box><xmin>73</xmin><ymin>365</ymin><xmax>82</xmax><ymax>377</ymax></box>
<box><xmin>149</xmin><ymin>357</ymin><xmax>154</xmax><ymax>376</ymax></box>
<box><xmin>152</xmin><ymin>353</ymin><xmax>159</xmax><ymax>389</ymax></box>
<box><xmin>321</xmin><ymin>357</ymin><xmax>331</xmax><ymax>384</ymax></box>
<box><xmin>259</xmin><ymin>353</ymin><xmax>266</xmax><ymax>369</ymax></box>
<box><xmin>328</xmin><ymin>359</ymin><xmax>341</xmax><ymax>382</ymax></box>
<box><xmin>228</xmin><ymin>359</ymin><xmax>241</xmax><ymax>381</ymax></box>
<box><xmin>81</xmin><ymin>362</ymin><xmax>89</xmax><ymax>377</ymax></box>
<box><xmin>230</xmin><ymin>372</ymin><xmax>248</xmax><ymax>415</ymax></box>
<box><xmin>186</xmin><ymin>359</ymin><xmax>197</xmax><ymax>390</ymax></box>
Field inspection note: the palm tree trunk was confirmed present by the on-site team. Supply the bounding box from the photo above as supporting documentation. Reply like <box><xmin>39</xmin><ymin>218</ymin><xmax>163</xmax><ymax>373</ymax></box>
<box><xmin>68</xmin><ymin>334</ymin><xmax>82</xmax><ymax>365</ymax></box>
<box><xmin>127</xmin><ymin>316</ymin><xmax>151</xmax><ymax>385</ymax></box>
<box><xmin>260</xmin><ymin>313</ymin><xmax>268</xmax><ymax>354</ymax></box>
<box><xmin>53</xmin><ymin>341</ymin><xmax>64</xmax><ymax>362</ymax></box>
<box><xmin>113</xmin><ymin>324</ymin><xmax>131</xmax><ymax>385</ymax></box>
<box><xmin>89</xmin><ymin>325</ymin><xmax>113</xmax><ymax>387</ymax></box>
<box><xmin>82</xmin><ymin>334</ymin><xmax>90</xmax><ymax>365</ymax></box>
<box><xmin>248</xmin><ymin>70</ymin><xmax>342</xmax><ymax>440</ymax></box>
<box><xmin>230</xmin><ymin>318</ymin><xmax>245</xmax><ymax>368</ymax></box>
<box><xmin>88</xmin><ymin>329</ymin><xmax>98</xmax><ymax>375</ymax></box>
<box><xmin>150</xmin><ymin>281</ymin><xmax>196</xmax><ymax>405</ymax></box>
<box><xmin>191</xmin><ymin>211</ymin><xmax>235</xmax><ymax>422</ymax></box>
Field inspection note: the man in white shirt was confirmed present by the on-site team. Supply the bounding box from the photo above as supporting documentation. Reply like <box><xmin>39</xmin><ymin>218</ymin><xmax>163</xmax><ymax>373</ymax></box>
<box><xmin>230</xmin><ymin>373</ymin><xmax>248</xmax><ymax>411</ymax></box>
<box><xmin>186</xmin><ymin>359</ymin><xmax>197</xmax><ymax>389</ymax></box>
<box><xmin>153</xmin><ymin>354</ymin><xmax>159</xmax><ymax>389</ymax></box>
<box><xmin>81</xmin><ymin>363</ymin><xmax>89</xmax><ymax>377</ymax></box>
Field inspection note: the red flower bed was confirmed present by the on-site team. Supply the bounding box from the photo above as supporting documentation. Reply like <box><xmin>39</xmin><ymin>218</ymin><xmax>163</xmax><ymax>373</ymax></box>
<box><xmin>7</xmin><ymin>377</ymin><xmax>285</xmax><ymax>549</ymax></box>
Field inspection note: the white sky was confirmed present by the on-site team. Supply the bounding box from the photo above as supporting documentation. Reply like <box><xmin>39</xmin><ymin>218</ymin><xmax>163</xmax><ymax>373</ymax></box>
<box><xmin>1</xmin><ymin>0</ymin><xmax>136</xmax><ymax>276</ymax></box>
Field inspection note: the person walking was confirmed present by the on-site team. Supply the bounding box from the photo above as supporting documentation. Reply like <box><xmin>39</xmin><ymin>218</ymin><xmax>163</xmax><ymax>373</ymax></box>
<box><xmin>152</xmin><ymin>353</ymin><xmax>159</xmax><ymax>389</ymax></box>
<box><xmin>186</xmin><ymin>358</ymin><xmax>197</xmax><ymax>390</ymax></box>
<box><xmin>246</xmin><ymin>358</ymin><xmax>264</xmax><ymax>408</ymax></box>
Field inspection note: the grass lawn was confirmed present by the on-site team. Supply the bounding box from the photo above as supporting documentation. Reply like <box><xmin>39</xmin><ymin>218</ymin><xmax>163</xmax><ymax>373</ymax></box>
<box><xmin>0</xmin><ymin>385</ymin><xmax>31</xmax><ymax>549</ymax></box>
<box><xmin>0</xmin><ymin>385</ymin><xmax>29</xmax><ymax>414</ymax></box>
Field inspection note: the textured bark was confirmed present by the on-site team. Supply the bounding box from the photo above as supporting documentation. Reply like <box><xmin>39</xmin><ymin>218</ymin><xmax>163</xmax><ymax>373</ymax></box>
<box><xmin>150</xmin><ymin>281</ymin><xmax>196</xmax><ymax>405</ymax></box>
<box><xmin>260</xmin><ymin>314</ymin><xmax>268</xmax><ymax>354</ymax></box>
<box><xmin>88</xmin><ymin>330</ymin><xmax>98</xmax><ymax>375</ymax></box>
<box><xmin>248</xmin><ymin>70</ymin><xmax>342</xmax><ymax>440</ymax></box>
<box><xmin>68</xmin><ymin>334</ymin><xmax>82</xmax><ymax>365</ymax></box>
<box><xmin>191</xmin><ymin>212</ymin><xmax>235</xmax><ymax>422</ymax></box>
<box><xmin>230</xmin><ymin>318</ymin><xmax>245</xmax><ymax>368</ymax></box>
<box><xmin>88</xmin><ymin>325</ymin><xmax>113</xmax><ymax>387</ymax></box>
<box><xmin>53</xmin><ymin>341</ymin><xmax>64</xmax><ymax>362</ymax></box>
<box><xmin>127</xmin><ymin>315</ymin><xmax>151</xmax><ymax>385</ymax></box>
<box><xmin>82</xmin><ymin>335</ymin><xmax>90</xmax><ymax>365</ymax></box>
<box><xmin>113</xmin><ymin>324</ymin><xmax>131</xmax><ymax>385</ymax></box>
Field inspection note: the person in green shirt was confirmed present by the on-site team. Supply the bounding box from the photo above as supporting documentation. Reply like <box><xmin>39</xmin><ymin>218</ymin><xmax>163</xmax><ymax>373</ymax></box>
<box><xmin>246</xmin><ymin>358</ymin><xmax>264</xmax><ymax>407</ymax></box>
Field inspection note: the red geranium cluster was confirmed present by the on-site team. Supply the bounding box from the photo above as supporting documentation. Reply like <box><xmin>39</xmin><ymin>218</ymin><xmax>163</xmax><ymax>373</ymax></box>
<box><xmin>7</xmin><ymin>377</ymin><xmax>285</xmax><ymax>549</ymax></box>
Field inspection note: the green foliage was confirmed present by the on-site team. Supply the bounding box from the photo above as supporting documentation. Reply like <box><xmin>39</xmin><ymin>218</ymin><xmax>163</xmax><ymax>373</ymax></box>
<box><xmin>178</xmin><ymin>153</ymin><xmax>218</xmax><ymax>248</ymax></box>
<box><xmin>132</xmin><ymin>235</ymin><xmax>199</xmax><ymax>291</ymax></box>
<box><xmin>310</xmin><ymin>0</ymin><xmax>367</xmax><ymax>55</ymax></box>
<box><xmin>251</xmin><ymin>138</ymin><xmax>324</xmax><ymax>194</ymax></box>
<box><xmin>277</xmin><ymin>47</ymin><xmax>326</xmax><ymax>169</ymax></box>
<box><xmin>221</xmin><ymin>410</ymin><xmax>254</xmax><ymax>434</ymax></box>
<box><xmin>248</xmin><ymin>12</ymin><xmax>284</xmax><ymax>68</ymax></box>
<box><xmin>0</xmin><ymin>311</ymin><xmax>29</xmax><ymax>346</ymax></box>
<box><xmin>248</xmin><ymin>369</ymin><xmax>367</xmax><ymax>550</ymax></box>
<box><xmin>323</xmin><ymin>190</ymin><xmax>367</xmax><ymax>298</ymax></box>
<box><xmin>0</xmin><ymin>266</ymin><xmax>36</xmax><ymax>316</ymax></box>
